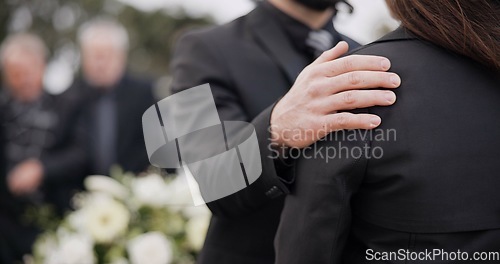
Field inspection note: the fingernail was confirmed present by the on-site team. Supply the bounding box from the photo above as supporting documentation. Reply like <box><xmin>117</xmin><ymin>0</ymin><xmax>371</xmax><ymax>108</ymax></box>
<box><xmin>385</xmin><ymin>92</ymin><xmax>396</xmax><ymax>103</ymax></box>
<box><xmin>370</xmin><ymin>116</ymin><xmax>382</xmax><ymax>127</ymax></box>
<box><xmin>381</xmin><ymin>59</ymin><xmax>391</xmax><ymax>70</ymax></box>
<box><xmin>390</xmin><ymin>74</ymin><xmax>401</xmax><ymax>86</ymax></box>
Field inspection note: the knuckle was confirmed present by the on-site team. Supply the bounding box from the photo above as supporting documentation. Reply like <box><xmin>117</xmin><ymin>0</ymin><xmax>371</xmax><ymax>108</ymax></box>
<box><xmin>306</xmin><ymin>81</ymin><xmax>321</xmax><ymax>97</ymax></box>
<box><xmin>336</xmin><ymin>114</ymin><xmax>350</xmax><ymax>127</ymax></box>
<box><xmin>304</xmin><ymin>65</ymin><xmax>319</xmax><ymax>79</ymax></box>
<box><xmin>342</xmin><ymin>91</ymin><xmax>356</xmax><ymax>105</ymax></box>
<box><xmin>347</xmin><ymin>72</ymin><xmax>361</xmax><ymax>86</ymax></box>
<box><xmin>342</xmin><ymin>57</ymin><xmax>355</xmax><ymax>72</ymax></box>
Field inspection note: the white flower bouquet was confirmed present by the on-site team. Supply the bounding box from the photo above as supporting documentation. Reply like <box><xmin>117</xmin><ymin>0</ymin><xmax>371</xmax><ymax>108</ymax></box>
<box><xmin>28</xmin><ymin>167</ymin><xmax>211</xmax><ymax>264</ymax></box>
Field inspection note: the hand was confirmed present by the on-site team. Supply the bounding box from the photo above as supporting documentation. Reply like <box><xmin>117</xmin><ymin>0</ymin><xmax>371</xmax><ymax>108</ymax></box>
<box><xmin>270</xmin><ymin>41</ymin><xmax>401</xmax><ymax>149</ymax></box>
<box><xmin>7</xmin><ymin>159</ymin><xmax>44</xmax><ymax>196</ymax></box>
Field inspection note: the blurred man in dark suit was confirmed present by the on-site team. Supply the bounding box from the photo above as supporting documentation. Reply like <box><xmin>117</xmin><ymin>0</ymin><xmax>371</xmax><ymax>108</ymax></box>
<box><xmin>75</xmin><ymin>19</ymin><xmax>155</xmax><ymax>175</ymax></box>
<box><xmin>170</xmin><ymin>0</ymin><xmax>401</xmax><ymax>263</ymax></box>
<box><xmin>0</xmin><ymin>33</ymin><xmax>85</xmax><ymax>263</ymax></box>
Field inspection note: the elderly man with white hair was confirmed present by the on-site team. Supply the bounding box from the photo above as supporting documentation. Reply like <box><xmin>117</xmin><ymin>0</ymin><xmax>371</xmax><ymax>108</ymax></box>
<box><xmin>74</xmin><ymin>18</ymin><xmax>155</xmax><ymax>176</ymax></box>
<box><xmin>0</xmin><ymin>33</ymin><xmax>86</xmax><ymax>263</ymax></box>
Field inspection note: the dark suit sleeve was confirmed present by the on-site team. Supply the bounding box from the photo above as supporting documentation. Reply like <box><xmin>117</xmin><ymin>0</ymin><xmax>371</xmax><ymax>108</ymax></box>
<box><xmin>41</xmin><ymin>142</ymin><xmax>86</xmax><ymax>184</ymax></box>
<box><xmin>0</xmin><ymin>102</ymin><xmax>6</xmax><ymax>184</ymax></box>
<box><xmin>274</xmin><ymin>130</ymin><xmax>369</xmax><ymax>264</ymax></box>
<box><xmin>170</xmin><ymin>31</ymin><xmax>291</xmax><ymax>218</ymax></box>
<box><xmin>40</xmin><ymin>93</ymin><xmax>87</xmax><ymax>185</ymax></box>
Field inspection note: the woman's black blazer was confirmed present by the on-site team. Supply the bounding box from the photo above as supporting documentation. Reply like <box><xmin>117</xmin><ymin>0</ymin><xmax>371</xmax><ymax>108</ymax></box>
<box><xmin>275</xmin><ymin>27</ymin><xmax>500</xmax><ymax>264</ymax></box>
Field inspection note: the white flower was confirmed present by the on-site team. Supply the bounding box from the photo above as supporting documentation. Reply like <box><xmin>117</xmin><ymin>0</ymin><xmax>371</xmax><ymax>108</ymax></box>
<box><xmin>33</xmin><ymin>234</ymin><xmax>58</xmax><ymax>264</ymax></box>
<box><xmin>182</xmin><ymin>204</ymin><xmax>211</xmax><ymax>219</ymax></box>
<box><xmin>185</xmin><ymin>213</ymin><xmax>211</xmax><ymax>251</ymax></box>
<box><xmin>84</xmin><ymin>175</ymin><xmax>128</xmax><ymax>200</ymax></box>
<box><xmin>44</xmin><ymin>250</ymin><xmax>63</xmax><ymax>264</ymax></box>
<box><xmin>68</xmin><ymin>210</ymin><xmax>87</xmax><ymax>234</ymax></box>
<box><xmin>127</xmin><ymin>232</ymin><xmax>173</xmax><ymax>264</ymax></box>
<box><xmin>36</xmin><ymin>235</ymin><xmax>58</xmax><ymax>255</ymax></box>
<box><xmin>71</xmin><ymin>192</ymin><xmax>88</xmax><ymax>209</ymax></box>
<box><xmin>131</xmin><ymin>174</ymin><xmax>170</xmax><ymax>207</ymax></box>
<box><xmin>44</xmin><ymin>234</ymin><xmax>95</xmax><ymax>264</ymax></box>
<box><xmin>83</xmin><ymin>194</ymin><xmax>130</xmax><ymax>243</ymax></box>
<box><xmin>110</xmin><ymin>258</ymin><xmax>129</xmax><ymax>264</ymax></box>
<box><xmin>57</xmin><ymin>234</ymin><xmax>95</xmax><ymax>264</ymax></box>
<box><xmin>164</xmin><ymin>174</ymin><xmax>194</xmax><ymax>207</ymax></box>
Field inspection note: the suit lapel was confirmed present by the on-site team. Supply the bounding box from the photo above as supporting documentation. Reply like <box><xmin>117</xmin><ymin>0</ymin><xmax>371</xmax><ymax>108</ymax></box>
<box><xmin>247</xmin><ymin>4</ymin><xmax>309</xmax><ymax>84</ymax></box>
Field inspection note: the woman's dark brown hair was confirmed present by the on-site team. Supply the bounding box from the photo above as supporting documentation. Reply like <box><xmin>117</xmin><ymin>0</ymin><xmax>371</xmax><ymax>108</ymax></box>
<box><xmin>386</xmin><ymin>0</ymin><xmax>500</xmax><ymax>71</ymax></box>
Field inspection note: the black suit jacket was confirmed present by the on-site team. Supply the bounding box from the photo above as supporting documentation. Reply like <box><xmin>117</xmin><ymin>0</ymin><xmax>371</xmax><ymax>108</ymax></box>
<box><xmin>0</xmin><ymin>89</ymin><xmax>86</xmax><ymax>212</ymax></box>
<box><xmin>0</xmin><ymin>89</ymin><xmax>86</xmax><ymax>262</ymax></box>
<box><xmin>170</xmin><ymin>3</ymin><xmax>358</xmax><ymax>263</ymax></box>
<box><xmin>0</xmin><ymin>97</ymin><xmax>5</xmax><ymax>187</ymax></box>
<box><xmin>77</xmin><ymin>73</ymin><xmax>155</xmax><ymax>175</ymax></box>
<box><xmin>275</xmin><ymin>28</ymin><xmax>500</xmax><ymax>264</ymax></box>
<box><xmin>39</xmin><ymin>89</ymin><xmax>87</xmax><ymax>211</ymax></box>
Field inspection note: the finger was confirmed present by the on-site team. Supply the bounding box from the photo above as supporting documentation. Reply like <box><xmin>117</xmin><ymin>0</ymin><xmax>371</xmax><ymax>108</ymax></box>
<box><xmin>311</xmin><ymin>41</ymin><xmax>349</xmax><ymax>66</ymax></box>
<box><xmin>326</xmin><ymin>71</ymin><xmax>401</xmax><ymax>94</ymax></box>
<box><xmin>318</xmin><ymin>55</ymin><xmax>392</xmax><ymax>77</ymax></box>
<box><xmin>319</xmin><ymin>90</ymin><xmax>396</xmax><ymax>113</ymax></box>
<box><xmin>321</xmin><ymin>112</ymin><xmax>383</xmax><ymax>132</ymax></box>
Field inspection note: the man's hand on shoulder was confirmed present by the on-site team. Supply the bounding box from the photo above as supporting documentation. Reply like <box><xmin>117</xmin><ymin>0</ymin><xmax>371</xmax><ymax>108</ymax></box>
<box><xmin>271</xmin><ymin>41</ymin><xmax>401</xmax><ymax>149</ymax></box>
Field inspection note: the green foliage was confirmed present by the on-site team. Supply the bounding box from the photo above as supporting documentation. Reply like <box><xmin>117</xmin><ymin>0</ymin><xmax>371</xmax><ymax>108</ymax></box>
<box><xmin>22</xmin><ymin>204</ymin><xmax>61</xmax><ymax>232</ymax></box>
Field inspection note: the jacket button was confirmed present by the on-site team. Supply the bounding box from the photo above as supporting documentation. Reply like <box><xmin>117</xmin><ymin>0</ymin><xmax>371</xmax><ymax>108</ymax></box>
<box><xmin>265</xmin><ymin>186</ymin><xmax>283</xmax><ymax>199</ymax></box>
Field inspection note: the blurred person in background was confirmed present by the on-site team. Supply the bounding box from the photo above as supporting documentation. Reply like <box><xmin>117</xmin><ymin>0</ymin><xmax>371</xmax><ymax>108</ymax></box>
<box><xmin>74</xmin><ymin>18</ymin><xmax>155</xmax><ymax>176</ymax></box>
<box><xmin>170</xmin><ymin>0</ymin><xmax>401</xmax><ymax>263</ymax></box>
<box><xmin>0</xmin><ymin>33</ymin><xmax>85</xmax><ymax>263</ymax></box>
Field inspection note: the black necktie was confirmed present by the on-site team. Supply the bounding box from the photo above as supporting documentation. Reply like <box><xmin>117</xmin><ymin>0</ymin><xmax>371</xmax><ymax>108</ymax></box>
<box><xmin>306</xmin><ymin>29</ymin><xmax>335</xmax><ymax>59</ymax></box>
